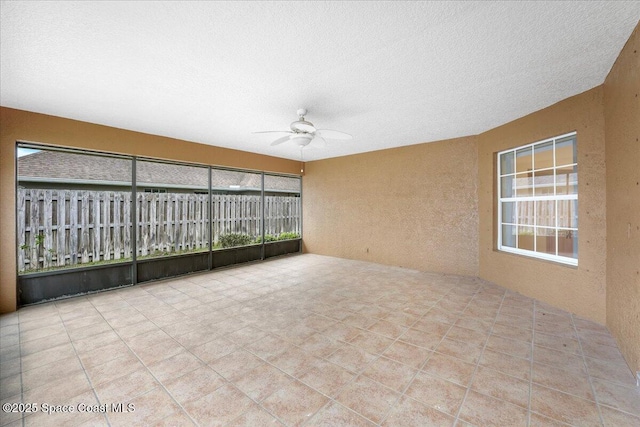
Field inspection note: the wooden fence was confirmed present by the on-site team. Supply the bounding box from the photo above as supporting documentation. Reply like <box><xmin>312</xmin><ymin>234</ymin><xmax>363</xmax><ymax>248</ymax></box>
<box><xmin>17</xmin><ymin>189</ymin><xmax>301</xmax><ymax>272</ymax></box>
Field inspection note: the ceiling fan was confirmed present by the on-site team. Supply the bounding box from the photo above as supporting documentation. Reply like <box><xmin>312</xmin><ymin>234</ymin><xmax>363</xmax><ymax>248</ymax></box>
<box><xmin>254</xmin><ymin>108</ymin><xmax>352</xmax><ymax>148</ymax></box>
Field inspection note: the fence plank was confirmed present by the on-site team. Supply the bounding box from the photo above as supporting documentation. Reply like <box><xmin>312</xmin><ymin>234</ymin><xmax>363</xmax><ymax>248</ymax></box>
<box><xmin>43</xmin><ymin>190</ymin><xmax>54</xmax><ymax>268</ymax></box>
<box><xmin>80</xmin><ymin>192</ymin><xmax>90</xmax><ymax>263</ymax></box>
<box><xmin>57</xmin><ymin>191</ymin><xmax>67</xmax><ymax>266</ymax></box>
<box><xmin>158</xmin><ymin>193</ymin><xmax>167</xmax><ymax>252</ymax></box>
<box><xmin>123</xmin><ymin>192</ymin><xmax>131</xmax><ymax>259</ymax></box>
<box><xmin>17</xmin><ymin>190</ymin><xmax>26</xmax><ymax>271</ymax></box>
<box><xmin>29</xmin><ymin>190</ymin><xmax>41</xmax><ymax>269</ymax></box>
<box><xmin>113</xmin><ymin>192</ymin><xmax>121</xmax><ymax>260</ymax></box>
<box><xmin>103</xmin><ymin>192</ymin><xmax>111</xmax><ymax>261</ymax></box>
<box><xmin>17</xmin><ymin>189</ymin><xmax>301</xmax><ymax>271</ymax></box>
<box><xmin>93</xmin><ymin>192</ymin><xmax>101</xmax><ymax>263</ymax></box>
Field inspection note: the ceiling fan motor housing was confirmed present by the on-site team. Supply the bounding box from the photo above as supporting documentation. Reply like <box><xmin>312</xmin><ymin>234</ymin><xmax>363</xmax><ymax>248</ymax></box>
<box><xmin>290</xmin><ymin>119</ymin><xmax>315</xmax><ymax>133</ymax></box>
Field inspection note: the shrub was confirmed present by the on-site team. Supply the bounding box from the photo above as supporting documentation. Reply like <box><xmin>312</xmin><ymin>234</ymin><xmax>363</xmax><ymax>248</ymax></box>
<box><xmin>219</xmin><ymin>233</ymin><xmax>253</xmax><ymax>248</ymax></box>
<box><xmin>277</xmin><ymin>232</ymin><xmax>300</xmax><ymax>240</ymax></box>
<box><xmin>254</xmin><ymin>234</ymin><xmax>277</xmax><ymax>243</ymax></box>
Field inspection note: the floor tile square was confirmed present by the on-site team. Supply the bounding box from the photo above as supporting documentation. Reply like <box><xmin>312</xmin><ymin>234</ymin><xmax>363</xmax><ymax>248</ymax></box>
<box><xmin>262</xmin><ymin>380</ymin><xmax>329</xmax><ymax>426</ymax></box>
<box><xmin>530</xmin><ymin>384</ymin><xmax>601</xmax><ymax>427</ymax></box>
<box><xmin>306</xmin><ymin>401</ymin><xmax>375</xmax><ymax>426</ymax></box>
<box><xmin>405</xmin><ymin>371</ymin><xmax>467</xmax><ymax>416</ymax></box>
<box><xmin>381</xmin><ymin>395</ymin><xmax>455</xmax><ymax>427</ymax></box>
<box><xmin>459</xmin><ymin>390</ymin><xmax>528</xmax><ymax>427</ymax></box>
<box><xmin>335</xmin><ymin>375</ymin><xmax>400</xmax><ymax>424</ymax></box>
<box><xmin>182</xmin><ymin>384</ymin><xmax>254</xmax><ymax>427</ymax></box>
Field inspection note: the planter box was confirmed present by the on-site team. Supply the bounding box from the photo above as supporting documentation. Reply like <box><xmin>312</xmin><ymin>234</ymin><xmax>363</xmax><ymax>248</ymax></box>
<box><xmin>18</xmin><ymin>240</ymin><xmax>302</xmax><ymax>305</ymax></box>
<box><xmin>18</xmin><ymin>262</ymin><xmax>133</xmax><ymax>305</ymax></box>
<box><xmin>264</xmin><ymin>239</ymin><xmax>301</xmax><ymax>258</ymax></box>
<box><xmin>137</xmin><ymin>251</ymin><xmax>209</xmax><ymax>283</ymax></box>
<box><xmin>212</xmin><ymin>244</ymin><xmax>262</xmax><ymax>268</ymax></box>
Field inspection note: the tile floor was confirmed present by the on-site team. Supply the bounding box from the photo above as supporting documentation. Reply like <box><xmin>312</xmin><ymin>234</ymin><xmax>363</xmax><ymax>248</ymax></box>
<box><xmin>1</xmin><ymin>254</ymin><xmax>638</xmax><ymax>426</ymax></box>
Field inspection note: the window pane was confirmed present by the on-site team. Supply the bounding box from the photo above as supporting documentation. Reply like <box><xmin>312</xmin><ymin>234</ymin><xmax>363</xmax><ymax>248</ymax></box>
<box><xmin>557</xmin><ymin>199</ymin><xmax>578</xmax><ymax>228</ymax></box>
<box><xmin>517</xmin><ymin>226</ymin><xmax>534</xmax><ymax>251</ymax></box>
<box><xmin>501</xmin><ymin>201</ymin><xmax>516</xmax><ymax>224</ymax></box>
<box><xmin>536</xmin><ymin>200</ymin><xmax>556</xmax><ymax>227</ymax></box>
<box><xmin>556</xmin><ymin>165</ymin><xmax>577</xmax><ymax>195</ymax></box>
<box><xmin>211</xmin><ymin>169</ymin><xmax>262</xmax><ymax>249</ymax></box>
<box><xmin>516</xmin><ymin>147</ymin><xmax>533</xmax><ymax>173</ymax></box>
<box><xmin>558</xmin><ymin>229</ymin><xmax>578</xmax><ymax>259</ymax></box>
<box><xmin>533</xmin><ymin>169</ymin><xmax>554</xmax><ymax>196</ymax></box>
<box><xmin>514</xmin><ymin>173</ymin><xmax>533</xmax><ymax>197</ymax></box>
<box><xmin>500</xmin><ymin>175</ymin><xmax>514</xmax><ymax>198</ymax></box>
<box><xmin>535</xmin><ymin>228</ymin><xmax>557</xmax><ymax>256</ymax></box>
<box><xmin>502</xmin><ymin>224</ymin><xmax>516</xmax><ymax>248</ymax></box>
<box><xmin>534</xmin><ymin>141</ymin><xmax>554</xmax><ymax>170</ymax></box>
<box><xmin>500</xmin><ymin>151</ymin><xmax>514</xmax><ymax>175</ymax></box>
<box><xmin>136</xmin><ymin>160</ymin><xmax>209</xmax><ymax>258</ymax></box>
<box><xmin>517</xmin><ymin>200</ymin><xmax>534</xmax><ymax>226</ymax></box>
<box><xmin>263</xmin><ymin>174</ymin><xmax>301</xmax><ymax>241</ymax></box>
<box><xmin>556</xmin><ymin>136</ymin><xmax>577</xmax><ymax>166</ymax></box>
<box><xmin>17</xmin><ymin>147</ymin><xmax>132</xmax><ymax>273</ymax></box>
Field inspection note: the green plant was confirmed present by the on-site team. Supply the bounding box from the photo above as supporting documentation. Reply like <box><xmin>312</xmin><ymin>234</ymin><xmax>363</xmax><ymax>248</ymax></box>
<box><xmin>277</xmin><ymin>232</ymin><xmax>300</xmax><ymax>240</ymax></box>
<box><xmin>254</xmin><ymin>234</ymin><xmax>277</xmax><ymax>243</ymax></box>
<box><xmin>20</xmin><ymin>243</ymin><xmax>30</xmax><ymax>251</ymax></box>
<box><xmin>219</xmin><ymin>233</ymin><xmax>253</xmax><ymax>248</ymax></box>
<box><xmin>34</xmin><ymin>234</ymin><xmax>45</xmax><ymax>247</ymax></box>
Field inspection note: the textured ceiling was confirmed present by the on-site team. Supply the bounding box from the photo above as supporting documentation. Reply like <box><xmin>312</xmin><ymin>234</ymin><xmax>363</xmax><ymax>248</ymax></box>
<box><xmin>1</xmin><ymin>1</ymin><xmax>639</xmax><ymax>161</ymax></box>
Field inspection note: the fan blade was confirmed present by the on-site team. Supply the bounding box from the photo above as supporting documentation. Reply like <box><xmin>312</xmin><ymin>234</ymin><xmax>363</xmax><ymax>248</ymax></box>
<box><xmin>270</xmin><ymin>135</ymin><xmax>291</xmax><ymax>146</ymax></box>
<box><xmin>253</xmin><ymin>130</ymin><xmax>293</xmax><ymax>134</ymax></box>
<box><xmin>315</xmin><ymin>129</ymin><xmax>352</xmax><ymax>140</ymax></box>
<box><xmin>310</xmin><ymin>135</ymin><xmax>327</xmax><ymax>147</ymax></box>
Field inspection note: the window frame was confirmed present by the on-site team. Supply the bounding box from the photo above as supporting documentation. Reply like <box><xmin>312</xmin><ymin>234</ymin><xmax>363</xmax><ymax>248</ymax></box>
<box><xmin>497</xmin><ymin>131</ymin><xmax>578</xmax><ymax>266</ymax></box>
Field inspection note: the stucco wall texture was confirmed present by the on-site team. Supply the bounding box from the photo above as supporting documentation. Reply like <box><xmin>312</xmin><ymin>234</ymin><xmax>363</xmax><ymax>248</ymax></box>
<box><xmin>604</xmin><ymin>24</ymin><xmax>640</xmax><ymax>373</ymax></box>
<box><xmin>477</xmin><ymin>87</ymin><xmax>607</xmax><ymax>324</ymax></box>
<box><xmin>303</xmin><ymin>137</ymin><xmax>479</xmax><ymax>277</ymax></box>
<box><xmin>0</xmin><ymin>107</ymin><xmax>301</xmax><ymax>313</ymax></box>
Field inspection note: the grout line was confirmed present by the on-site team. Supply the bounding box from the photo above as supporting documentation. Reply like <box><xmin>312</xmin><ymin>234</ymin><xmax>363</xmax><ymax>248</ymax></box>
<box><xmin>84</xmin><ymin>290</ymin><xmax>203</xmax><ymax>427</ymax></box>
<box><xmin>18</xmin><ymin>314</ymin><xmax>25</xmax><ymax>427</ymax></box>
<box><xmin>378</xmin><ymin>278</ymin><xmax>484</xmax><ymax>426</ymax></box>
<box><xmin>368</xmin><ymin>278</ymin><xmax>465</xmax><ymax>425</ymax></box>
<box><xmin>527</xmin><ymin>299</ymin><xmax>536</xmax><ymax>427</ymax></box>
<box><xmin>55</xmin><ymin>298</ymin><xmax>111</xmax><ymax>427</ymax></box>
<box><xmin>572</xmin><ymin>313</ymin><xmax>606</xmax><ymax>427</ymax></box>
<box><xmin>11</xmin><ymin>257</ymin><xmax>637</xmax><ymax>427</ymax></box>
<box><xmin>451</xmin><ymin>286</ymin><xmax>508</xmax><ymax>426</ymax></box>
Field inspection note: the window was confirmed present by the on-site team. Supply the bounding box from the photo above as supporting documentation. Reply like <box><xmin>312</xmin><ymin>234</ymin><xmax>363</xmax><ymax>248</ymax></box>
<box><xmin>137</xmin><ymin>160</ymin><xmax>209</xmax><ymax>258</ymax></box>
<box><xmin>263</xmin><ymin>174</ymin><xmax>301</xmax><ymax>241</ymax></box>
<box><xmin>16</xmin><ymin>143</ymin><xmax>302</xmax><ymax>275</ymax></box>
<box><xmin>211</xmin><ymin>169</ymin><xmax>262</xmax><ymax>249</ymax></box>
<box><xmin>497</xmin><ymin>132</ymin><xmax>578</xmax><ymax>265</ymax></box>
<box><xmin>17</xmin><ymin>146</ymin><xmax>133</xmax><ymax>272</ymax></box>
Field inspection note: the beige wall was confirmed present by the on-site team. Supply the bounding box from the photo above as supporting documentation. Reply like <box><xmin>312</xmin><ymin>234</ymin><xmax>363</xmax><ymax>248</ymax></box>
<box><xmin>0</xmin><ymin>107</ymin><xmax>301</xmax><ymax>313</ymax></box>
<box><xmin>604</xmin><ymin>24</ymin><xmax>640</xmax><ymax>373</ymax></box>
<box><xmin>477</xmin><ymin>87</ymin><xmax>607</xmax><ymax>324</ymax></box>
<box><xmin>303</xmin><ymin>137</ymin><xmax>479</xmax><ymax>276</ymax></box>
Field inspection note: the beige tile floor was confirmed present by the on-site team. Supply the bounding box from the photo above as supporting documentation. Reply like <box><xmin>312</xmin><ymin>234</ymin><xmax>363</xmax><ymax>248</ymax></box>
<box><xmin>1</xmin><ymin>254</ymin><xmax>638</xmax><ymax>426</ymax></box>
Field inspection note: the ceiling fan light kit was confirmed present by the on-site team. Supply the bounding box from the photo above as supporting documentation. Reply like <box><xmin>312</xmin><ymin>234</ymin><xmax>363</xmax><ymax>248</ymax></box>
<box><xmin>291</xmin><ymin>134</ymin><xmax>313</xmax><ymax>147</ymax></box>
<box><xmin>254</xmin><ymin>108</ymin><xmax>352</xmax><ymax>149</ymax></box>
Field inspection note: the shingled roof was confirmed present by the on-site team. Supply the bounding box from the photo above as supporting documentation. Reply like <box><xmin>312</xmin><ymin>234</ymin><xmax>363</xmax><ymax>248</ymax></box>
<box><xmin>17</xmin><ymin>150</ymin><xmax>300</xmax><ymax>192</ymax></box>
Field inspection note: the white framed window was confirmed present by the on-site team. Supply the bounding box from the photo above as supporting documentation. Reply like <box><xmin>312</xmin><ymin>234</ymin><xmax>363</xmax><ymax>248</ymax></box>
<box><xmin>497</xmin><ymin>132</ymin><xmax>578</xmax><ymax>265</ymax></box>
